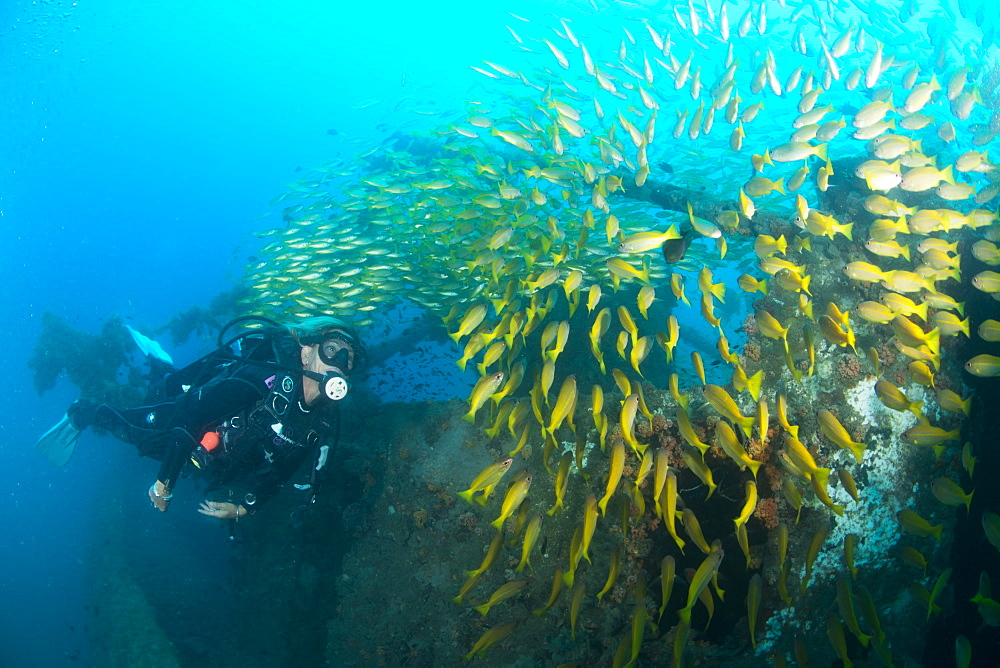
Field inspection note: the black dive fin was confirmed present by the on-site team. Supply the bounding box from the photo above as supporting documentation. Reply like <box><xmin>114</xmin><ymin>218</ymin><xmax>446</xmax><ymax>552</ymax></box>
<box><xmin>35</xmin><ymin>413</ymin><xmax>81</xmax><ymax>467</ymax></box>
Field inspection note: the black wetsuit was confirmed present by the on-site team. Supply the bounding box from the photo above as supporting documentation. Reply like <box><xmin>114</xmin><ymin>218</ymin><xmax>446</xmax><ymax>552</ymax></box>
<box><xmin>74</xmin><ymin>329</ymin><xmax>336</xmax><ymax>512</ymax></box>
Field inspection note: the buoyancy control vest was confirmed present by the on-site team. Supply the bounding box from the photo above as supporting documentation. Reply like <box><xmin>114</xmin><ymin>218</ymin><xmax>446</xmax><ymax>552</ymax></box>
<box><xmin>191</xmin><ymin>328</ymin><xmax>336</xmax><ymax>505</ymax></box>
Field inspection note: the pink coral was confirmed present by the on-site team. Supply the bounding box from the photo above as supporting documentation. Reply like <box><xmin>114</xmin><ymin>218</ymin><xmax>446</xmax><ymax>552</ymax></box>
<box><xmin>836</xmin><ymin>355</ymin><xmax>862</xmax><ymax>379</ymax></box>
<box><xmin>754</xmin><ymin>497</ymin><xmax>780</xmax><ymax>530</ymax></box>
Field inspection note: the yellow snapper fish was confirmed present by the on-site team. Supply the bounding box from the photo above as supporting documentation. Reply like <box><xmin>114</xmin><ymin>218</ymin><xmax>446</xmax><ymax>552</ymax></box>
<box><xmin>458</xmin><ymin>457</ymin><xmax>514</xmax><ymax>504</ymax></box>
<box><xmin>637</xmin><ymin>286</ymin><xmax>656</xmax><ymax>319</ymax></box>
<box><xmin>715</xmin><ymin>420</ymin><xmax>761</xmax><ymax>477</ymax></box>
<box><xmin>607</xmin><ymin>256</ymin><xmax>652</xmax><ymax>284</ymax></box>
<box><xmin>464</xmin><ymin>372</ymin><xmax>506</xmax><ymax>423</ymax></box>
<box><xmin>755</xmin><ymin>309</ymin><xmax>789</xmax><ymax>341</ymax></box>
<box><xmin>900</xmin><ymin>164</ymin><xmax>956</xmax><ymax>192</ymax></box>
<box><xmin>856</xmin><ymin>301</ymin><xmax>896</xmax><ymax>324</ymax></box>
<box><xmin>463</xmin><ymin>622</ymin><xmax>516</xmax><ymax>660</ymax></box>
<box><xmin>545</xmin><ymin>375</ymin><xmax>578</xmax><ymax>438</ymax></box>
<box><xmin>754</xmin><ymin>234</ymin><xmax>787</xmax><ymax>258</ymax></box>
<box><xmin>491</xmin><ymin>471</ymin><xmax>532</xmax><ymax>529</ymax></box>
<box><xmin>676</xmin><ymin>405</ymin><xmax>711</xmax><ymax>454</ymax></box>
<box><xmin>704</xmin><ymin>384</ymin><xmax>756</xmax><ymax>437</ymax></box>
<box><xmin>817</xmin><ymin>409</ymin><xmax>867</xmax><ymax>462</ymax></box>
<box><xmin>598</xmin><ymin>441</ymin><xmax>626</xmax><ymax>515</ymax></box>
<box><xmin>738</xmin><ymin>273</ymin><xmax>768</xmax><ymax>295</ymax></box>
<box><xmin>473</xmin><ymin>579</ymin><xmax>531</xmax><ymax>617</ymax></box>
<box><xmin>875</xmin><ymin>381</ymin><xmax>923</xmax><ymax>417</ymax></box>
<box><xmin>450</xmin><ymin>304</ymin><xmax>488</xmax><ymax>343</ymax></box>
<box><xmin>733</xmin><ymin>480</ymin><xmax>758</xmax><ymax>530</ymax></box>
<box><xmin>978</xmin><ymin>319</ymin><xmax>1000</xmax><ymax>342</ymax></box>
<box><xmin>678</xmin><ymin>546</ymin><xmax>724</xmax><ymax>624</ymax></box>
<box><xmin>770</xmin><ymin>141</ymin><xmax>828</xmax><ymax>162</ymax></box>
<box><xmin>965</xmin><ymin>354</ymin><xmax>1000</xmax><ymax>377</ymax></box>
<box><xmin>698</xmin><ymin>266</ymin><xmax>726</xmax><ymax>303</ymax></box>
<box><xmin>618</xmin><ymin>226</ymin><xmax>682</xmax><ymax>253</ymax></box>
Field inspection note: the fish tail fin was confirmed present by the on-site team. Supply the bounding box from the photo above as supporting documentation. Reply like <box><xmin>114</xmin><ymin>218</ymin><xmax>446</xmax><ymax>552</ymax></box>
<box><xmin>759</xmin><ymin>278</ymin><xmax>769</xmax><ymax>296</ymax></box>
<box><xmin>815</xmin><ymin>142</ymin><xmax>829</xmax><ymax>162</ymax></box>
<box><xmin>457</xmin><ymin>489</ymin><xmax>475</xmax><ymax>504</ymax></box>
<box><xmin>927</xmin><ymin>327</ymin><xmax>941</xmax><ymax>356</ymax></box>
<box><xmin>462</xmin><ymin>411</ymin><xmax>477</xmax><ymax>424</ymax></box>
<box><xmin>942</xmin><ymin>164</ymin><xmax>956</xmax><ymax>185</ymax></box>
<box><xmin>748</xmin><ymin>459</ymin><xmax>762</xmax><ymax>479</ymax></box>
<box><xmin>849</xmin><ymin>441</ymin><xmax>866</xmax><ymax>463</ymax></box>
<box><xmin>841</xmin><ymin>221</ymin><xmax>854</xmax><ymax>241</ymax></box>
<box><xmin>774</xmin><ymin>177</ymin><xmax>786</xmax><ymax>195</ymax></box>
<box><xmin>747</xmin><ymin>370</ymin><xmax>764</xmax><ymax>402</ymax></box>
<box><xmin>900</xmin><ymin>244</ymin><xmax>911</xmax><ymax>262</ymax></box>
<box><xmin>490</xmin><ymin>517</ymin><xmax>504</xmax><ymax>530</ymax></box>
<box><xmin>474</xmin><ymin>603</ymin><xmax>490</xmax><ymax>617</ymax></box>
<box><xmin>916</xmin><ymin>301</ymin><xmax>930</xmax><ymax>322</ymax></box>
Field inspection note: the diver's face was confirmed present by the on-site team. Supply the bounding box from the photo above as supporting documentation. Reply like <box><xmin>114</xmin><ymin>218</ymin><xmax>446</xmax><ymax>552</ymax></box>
<box><xmin>300</xmin><ymin>343</ymin><xmax>345</xmax><ymax>406</ymax></box>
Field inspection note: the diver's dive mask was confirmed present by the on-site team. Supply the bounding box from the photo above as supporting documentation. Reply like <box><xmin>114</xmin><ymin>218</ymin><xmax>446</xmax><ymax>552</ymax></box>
<box><xmin>313</xmin><ymin>330</ymin><xmax>367</xmax><ymax>374</ymax></box>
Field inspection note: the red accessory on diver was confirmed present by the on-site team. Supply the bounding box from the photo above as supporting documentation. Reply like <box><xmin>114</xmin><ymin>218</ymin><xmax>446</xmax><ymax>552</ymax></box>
<box><xmin>200</xmin><ymin>431</ymin><xmax>221</xmax><ymax>452</ymax></box>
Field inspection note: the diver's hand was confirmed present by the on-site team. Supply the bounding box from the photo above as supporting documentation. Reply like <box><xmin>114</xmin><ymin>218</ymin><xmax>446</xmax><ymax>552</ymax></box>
<box><xmin>148</xmin><ymin>481</ymin><xmax>172</xmax><ymax>512</ymax></box>
<box><xmin>198</xmin><ymin>501</ymin><xmax>246</xmax><ymax>519</ymax></box>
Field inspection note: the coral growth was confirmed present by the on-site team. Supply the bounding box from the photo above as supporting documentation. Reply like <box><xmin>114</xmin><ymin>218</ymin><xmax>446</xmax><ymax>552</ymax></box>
<box><xmin>754</xmin><ymin>497</ymin><xmax>780</xmax><ymax>530</ymax></box>
<box><xmin>836</xmin><ymin>355</ymin><xmax>862</xmax><ymax>380</ymax></box>
<box><xmin>28</xmin><ymin>312</ymin><xmax>143</xmax><ymax>406</ymax></box>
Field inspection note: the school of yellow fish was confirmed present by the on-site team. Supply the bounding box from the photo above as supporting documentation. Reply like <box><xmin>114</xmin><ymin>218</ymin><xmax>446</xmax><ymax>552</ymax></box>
<box><xmin>246</xmin><ymin>0</ymin><xmax>1000</xmax><ymax>664</ymax></box>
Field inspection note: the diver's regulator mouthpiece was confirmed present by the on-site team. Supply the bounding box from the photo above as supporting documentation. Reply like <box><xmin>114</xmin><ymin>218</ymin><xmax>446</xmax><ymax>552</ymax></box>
<box><xmin>322</xmin><ymin>372</ymin><xmax>349</xmax><ymax>401</ymax></box>
<box><xmin>303</xmin><ymin>369</ymin><xmax>349</xmax><ymax>401</ymax></box>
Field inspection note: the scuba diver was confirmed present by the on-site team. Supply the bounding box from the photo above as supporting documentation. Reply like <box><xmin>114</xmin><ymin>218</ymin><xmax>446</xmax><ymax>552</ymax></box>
<box><xmin>35</xmin><ymin>315</ymin><xmax>366</xmax><ymax>521</ymax></box>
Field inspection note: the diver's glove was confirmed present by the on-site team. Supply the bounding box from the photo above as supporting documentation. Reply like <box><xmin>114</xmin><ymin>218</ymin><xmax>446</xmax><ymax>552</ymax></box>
<box><xmin>148</xmin><ymin>480</ymin><xmax>173</xmax><ymax>512</ymax></box>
